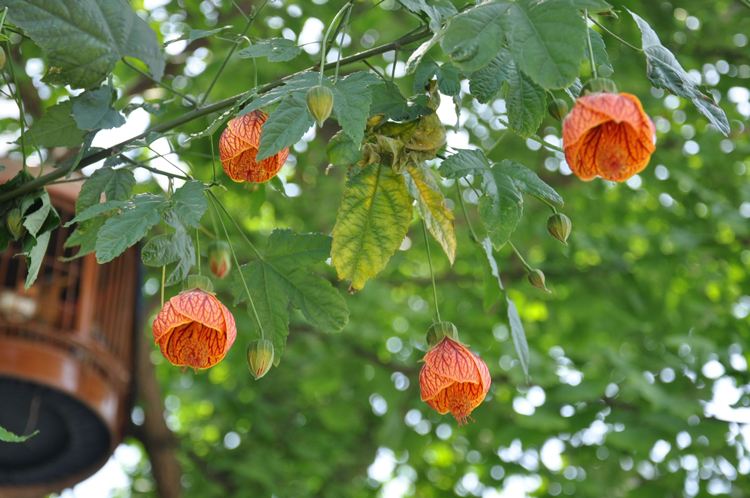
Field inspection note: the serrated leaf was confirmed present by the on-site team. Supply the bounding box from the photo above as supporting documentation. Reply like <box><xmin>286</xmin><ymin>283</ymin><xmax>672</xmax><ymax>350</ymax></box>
<box><xmin>331</xmin><ymin>72</ymin><xmax>380</xmax><ymax>145</ymax></box>
<box><xmin>369</xmin><ymin>81</ymin><xmax>431</xmax><ymax>121</ymax></box>
<box><xmin>507</xmin><ymin>297</ymin><xmax>530</xmax><ymax>379</ymax></box>
<box><xmin>398</xmin><ymin>0</ymin><xmax>457</xmax><ymax>31</ymax></box>
<box><xmin>478</xmin><ymin>173</ymin><xmax>523</xmax><ymax>249</ymax></box>
<box><xmin>332</xmin><ymin>164</ymin><xmax>412</xmax><ymax>290</ymax></box>
<box><xmin>437</xmin><ymin>63</ymin><xmax>461</xmax><ymax>96</ymax></box>
<box><xmin>95</xmin><ymin>194</ymin><xmax>164</xmax><ymax>263</ymax></box>
<box><xmin>237</xmin><ymin>38</ymin><xmax>302</xmax><ymax>62</ymax></box>
<box><xmin>413</xmin><ymin>59</ymin><xmax>439</xmax><ymax>93</ymax></box>
<box><xmin>265</xmin><ymin>229</ymin><xmax>331</xmax><ymax>270</ymax></box>
<box><xmin>0</xmin><ymin>425</ymin><xmax>39</xmax><ymax>443</ymax></box>
<box><xmin>469</xmin><ymin>50</ymin><xmax>512</xmax><ymax>103</ymax></box>
<box><xmin>570</xmin><ymin>0</ymin><xmax>612</xmax><ymax>12</ymax></box>
<box><xmin>171</xmin><ymin>181</ymin><xmax>207</xmax><ymax>228</ymax></box>
<box><xmin>256</xmin><ymin>92</ymin><xmax>314</xmax><ymax>161</ymax></box>
<box><xmin>629</xmin><ymin>10</ymin><xmax>729</xmax><ymax>135</ymax></box>
<box><xmin>165</xmin><ymin>26</ymin><xmax>231</xmax><ymax>45</ymax></box>
<box><xmin>587</xmin><ymin>28</ymin><xmax>613</xmax><ymax>77</ymax></box>
<box><xmin>22</xmin><ymin>192</ymin><xmax>52</xmax><ymax>237</ymax></box>
<box><xmin>141</xmin><ymin>234</ymin><xmax>180</xmax><ymax>267</ymax></box>
<box><xmin>499</xmin><ymin>160</ymin><xmax>564</xmax><ymax>208</ymax></box>
<box><xmin>24</xmin><ymin>230</ymin><xmax>50</xmax><ymax>289</ymax></box>
<box><xmin>65</xmin><ymin>200</ymin><xmax>126</xmax><ymax>226</ymax></box>
<box><xmin>404</xmin><ymin>164</ymin><xmax>456</xmax><ymax>264</ymax></box>
<box><xmin>63</xmin><ymin>218</ymin><xmax>104</xmax><ymax>260</ymax></box>
<box><xmin>164</xmin><ymin>223</ymin><xmax>195</xmax><ymax>286</ymax></box>
<box><xmin>240</xmin><ymin>72</ymin><xmax>319</xmax><ymax>116</ymax></box>
<box><xmin>25</xmin><ymin>101</ymin><xmax>85</xmax><ymax>148</ymax></box>
<box><xmin>503</xmin><ymin>0</ymin><xmax>587</xmax><ymax>89</ymax></box>
<box><xmin>4</xmin><ymin>0</ymin><xmax>164</xmax><ymax>89</ymax></box>
<box><xmin>327</xmin><ymin>131</ymin><xmax>362</xmax><ymax>167</ymax></box>
<box><xmin>441</xmin><ymin>2</ymin><xmax>510</xmax><ymax>72</ymax></box>
<box><xmin>77</xmin><ymin>167</ymin><xmax>136</xmax><ymax>213</ymax></box>
<box><xmin>505</xmin><ymin>60</ymin><xmax>546</xmax><ymax>137</ymax></box>
<box><xmin>439</xmin><ymin>148</ymin><xmax>491</xmax><ymax>179</ymax></box>
<box><xmin>71</xmin><ymin>85</ymin><xmax>125</xmax><ymax>130</ymax></box>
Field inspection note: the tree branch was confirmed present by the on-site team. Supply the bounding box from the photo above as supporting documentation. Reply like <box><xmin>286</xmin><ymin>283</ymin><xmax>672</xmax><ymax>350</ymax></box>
<box><xmin>0</xmin><ymin>27</ymin><xmax>431</xmax><ymax>204</ymax></box>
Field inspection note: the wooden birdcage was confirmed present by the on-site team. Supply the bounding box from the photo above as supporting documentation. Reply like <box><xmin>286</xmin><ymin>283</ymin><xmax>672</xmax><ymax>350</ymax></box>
<box><xmin>0</xmin><ymin>164</ymin><xmax>140</xmax><ymax>497</ymax></box>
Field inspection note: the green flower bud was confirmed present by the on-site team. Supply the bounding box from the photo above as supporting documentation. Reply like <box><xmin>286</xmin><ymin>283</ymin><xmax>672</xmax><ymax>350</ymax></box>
<box><xmin>547</xmin><ymin>98</ymin><xmax>569</xmax><ymax>121</ymax></box>
<box><xmin>6</xmin><ymin>207</ymin><xmax>25</xmax><ymax>240</ymax></box>
<box><xmin>208</xmin><ymin>241</ymin><xmax>232</xmax><ymax>279</ymax></box>
<box><xmin>527</xmin><ymin>269</ymin><xmax>550</xmax><ymax>293</ymax></box>
<box><xmin>426</xmin><ymin>321</ymin><xmax>459</xmax><ymax>348</ymax></box>
<box><xmin>582</xmin><ymin>77</ymin><xmax>618</xmax><ymax>95</ymax></box>
<box><xmin>306</xmin><ymin>85</ymin><xmax>334</xmax><ymax>127</ymax></box>
<box><xmin>246</xmin><ymin>339</ymin><xmax>274</xmax><ymax>380</ymax></box>
<box><xmin>547</xmin><ymin>213</ymin><xmax>572</xmax><ymax>245</ymax></box>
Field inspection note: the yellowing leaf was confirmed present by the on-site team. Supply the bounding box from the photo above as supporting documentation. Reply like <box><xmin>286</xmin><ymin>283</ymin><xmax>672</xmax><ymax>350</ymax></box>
<box><xmin>332</xmin><ymin>164</ymin><xmax>411</xmax><ymax>291</ymax></box>
<box><xmin>404</xmin><ymin>164</ymin><xmax>456</xmax><ymax>264</ymax></box>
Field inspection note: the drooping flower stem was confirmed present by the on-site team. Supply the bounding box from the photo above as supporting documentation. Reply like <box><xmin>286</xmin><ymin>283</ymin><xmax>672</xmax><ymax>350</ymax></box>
<box><xmin>319</xmin><ymin>1</ymin><xmax>354</xmax><ymax>84</ymax></box>
<box><xmin>421</xmin><ymin>219</ymin><xmax>442</xmax><ymax>323</ymax></box>
<box><xmin>195</xmin><ymin>228</ymin><xmax>202</xmax><ymax>275</ymax></box>
<box><xmin>160</xmin><ymin>265</ymin><xmax>166</xmax><ymax>307</ymax></box>
<box><xmin>207</xmin><ymin>193</ymin><xmax>266</xmax><ymax>339</ymax></box>
<box><xmin>585</xmin><ymin>10</ymin><xmax>599</xmax><ymax>79</ymax></box>
<box><xmin>508</xmin><ymin>241</ymin><xmax>533</xmax><ymax>272</ymax></box>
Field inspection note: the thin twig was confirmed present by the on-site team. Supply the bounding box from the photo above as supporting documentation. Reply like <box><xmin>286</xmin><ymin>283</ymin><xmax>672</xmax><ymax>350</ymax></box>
<box><xmin>121</xmin><ymin>59</ymin><xmax>198</xmax><ymax>106</ymax></box>
<box><xmin>588</xmin><ymin>16</ymin><xmax>643</xmax><ymax>53</ymax></box>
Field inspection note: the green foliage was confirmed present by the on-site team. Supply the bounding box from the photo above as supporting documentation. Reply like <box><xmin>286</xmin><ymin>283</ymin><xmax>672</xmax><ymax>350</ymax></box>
<box><xmin>24</xmin><ymin>101</ymin><xmax>85</xmax><ymax>148</ymax></box>
<box><xmin>237</xmin><ymin>38</ymin><xmax>302</xmax><ymax>62</ymax></box>
<box><xmin>2</xmin><ymin>0</ymin><xmax>164</xmax><ymax>89</ymax></box>
<box><xmin>0</xmin><ymin>425</ymin><xmax>38</xmax><ymax>443</ymax></box>
<box><xmin>504</xmin><ymin>59</ymin><xmax>547</xmax><ymax>137</ymax></box>
<box><xmin>71</xmin><ymin>84</ymin><xmax>125</xmax><ymax>130</ymax></box>
<box><xmin>232</xmin><ymin>230</ymin><xmax>348</xmax><ymax>364</ymax></box>
<box><xmin>629</xmin><ymin>10</ymin><xmax>730</xmax><ymax>135</ymax></box>
<box><xmin>257</xmin><ymin>92</ymin><xmax>314</xmax><ymax>160</ymax></box>
<box><xmin>95</xmin><ymin>194</ymin><xmax>164</xmax><ymax>263</ymax></box>
<box><xmin>440</xmin><ymin>2</ymin><xmax>508</xmax><ymax>72</ymax></box>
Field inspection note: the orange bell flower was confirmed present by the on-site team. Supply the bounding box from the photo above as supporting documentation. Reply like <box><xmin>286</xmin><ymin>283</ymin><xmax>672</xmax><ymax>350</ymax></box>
<box><xmin>219</xmin><ymin>110</ymin><xmax>289</xmax><ymax>183</ymax></box>
<box><xmin>152</xmin><ymin>288</ymin><xmax>237</xmax><ymax>369</ymax></box>
<box><xmin>562</xmin><ymin>92</ymin><xmax>655</xmax><ymax>182</ymax></box>
<box><xmin>420</xmin><ymin>336</ymin><xmax>491</xmax><ymax>424</ymax></box>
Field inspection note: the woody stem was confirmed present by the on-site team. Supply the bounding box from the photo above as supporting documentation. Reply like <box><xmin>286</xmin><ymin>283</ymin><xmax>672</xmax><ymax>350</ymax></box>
<box><xmin>421</xmin><ymin>219</ymin><xmax>442</xmax><ymax>323</ymax></box>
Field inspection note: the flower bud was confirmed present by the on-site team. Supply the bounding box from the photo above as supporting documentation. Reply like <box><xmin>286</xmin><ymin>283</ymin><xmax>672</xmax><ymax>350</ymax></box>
<box><xmin>527</xmin><ymin>269</ymin><xmax>550</xmax><ymax>293</ymax></box>
<box><xmin>426</xmin><ymin>321</ymin><xmax>459</xmax><ymax>348</ymax></box>
<box><xmin>246</xmin><ymin>339</ymin><xmax>274</xmax><ymax>380</ymax></box>
<box><xmin>582</xmin><ymin>77</ymin><xmax>618</xmax><ymax>95</ymax></box>
<box><xmin>547</xmin><ymin>98</ymin><xmax>569</xmax><ymax>121</ymax></box>
<box><xmin>306</xmin><ymin>85</ymin><xmax>334</xmax><ymax>127</ymax></box>
<box><xmin>547</xmin><ymin>213</ymin><xmax>572</xmax><ymax>245</ymax></box>
<box><xmin>208</xmin><ymin>241</ymin><xmax>232</xmax><ymax>279</ymax></box>
<box><xmin>6</xmin><ymin>208</ymin><xmax>25</xmax><ymax>240</ymax></box>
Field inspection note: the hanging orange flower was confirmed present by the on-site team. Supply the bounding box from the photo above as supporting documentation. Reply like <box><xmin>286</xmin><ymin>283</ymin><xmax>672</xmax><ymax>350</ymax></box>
<box><xmin>562</xmin><ymin>92</ymin><xmax>655</xmax><ymax>182</ymax></box>
<box><xmin>152</xmin><ymin>288</ymin><xmax>237</xmax><ymax>369</ymax></box>
<box><xmin>219</xmin><ymin>110</ymin><xmax>289</xmax><ymax>183</ymax></box>
<box><xmin>420</xmin><ymin>336</ymin><xmax>491</xmax><ymax>424</ymax></box>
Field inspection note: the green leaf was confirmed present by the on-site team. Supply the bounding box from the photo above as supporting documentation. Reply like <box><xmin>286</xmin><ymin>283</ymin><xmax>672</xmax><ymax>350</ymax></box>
<box><xmin>166</xmin><ymin>26</ymin><xmax>231</xmax><ymax>45</ymax></box>
<box><xmin>327</xmin><ymin>131</ymin><xmax>363</xmax><ymax>167</ymax></box>
<box><xmin>398</xmin><ymin>0</ymin><xmax>457</xmax><ymax>31</ymax></box>
<box><xmin>141</xmin><ymin>234</ymin><xmax>180</xmax><ymax>267</ymax></box>
<box><xmin>164</xmin><ymin>220</ymin><xmax>196</xmax><ymax>286</ymax></box>
<box><xmin>481</xmin><ymin>237</ymin><xmax>505</xmax><ymax>293</ymax></box>
<box><xmin>25</xmin><ymin>101</ymin><xmax>85</xmax><ymax>148</ymax></box>
<box><xmin>507</xmin><ymin>296</ymin><xmax>530</xmax><ymax>379</ymax></box>
<box><xmin>437</xmin><ymin>64</ymin><xmax>461</xmax><ymax>96</ymax></box>
<box><xmin>187</xmin><ymin>91</ymin><xmax>255</xmax><ymax>142</ymax></box>
<box><xmin>440</xmin><ymin>2</ymin><xmax>510</xmax><ymax>72</ymax></box>
<box><xmin>171</xmin><ymin>181</ymin><xmax>207</xmax><ymax>229</ymax></box>
<box><xmin>233</xmin><ymin>230</ymin><xmax>348</xmax><ymax>364</ymax></box>
<box><xmin>65</xmin><ymin>200</ymin><xmax>126</xmax><ymax>226</ymax></box>
<box><xmin>503</xmin><ymin>0</ymin><xmax>587</xmax><ymax>89</ymax></box>
<box><xmin>95</xmin><ymin>194</ymin><xmax>164</xmax><ymax>263</ymax></box>
<box><xmin>439</xmin><ymin>148</ymin><xmax>491</xmax><ymax>179</ymax></box>
<box><xmin>331</xmin><ymin>72</ymin><xmax>380</xmax><ymax>145</ymax></box>
<box><xmin>241</xmin><ymin>72</ymin><xmax>318</xmax><ymax>116</ymax></box>
<box><xmin>64</xmin><ymin>218</ymin><xmax>105</xmax><ymax>260</ymax></box>
<box><xmin>369</xmin><ymin>81</ymin><xmax>431</xmax><ymax>121</ymax></box>
<box><xmin>0</xmin><ymin>425</ymin><xmax>39</xmax><ymax>443</ymax></box>
<box><xmin>413</xmin><ymin>59</ymin><xmax>439</xmax><ymax>93</ymax></box>
<box><xmin>24</xmin><ymin>230</ymin><xmax>51</xmax><ymax>289</ymax></box>
<box><xmin>22</xmin><ymin>191</ymin><xmax>53</xmax><ymax>237</ymax></box>
<box><xmin>332</xmin><ymin>164</ymin><xmax>412</xmax><ymax>290</ymax></box>
<box><xmin>498</xmin><ymin>160</ymin><xmax>564</xmax><ymax>208</ymax></box>
<box><xmin>237</xmin><ymin>38</ymin><xmax>302</xmax><ymax>62</ymax></box>
<box><xmin>71</xmin><ymin>85</ymin><xmax>125</xmax><ymax>130</ymax></box>
<box><xmin>257</xmin><ymin>92</ymin><xmax>314</xmax><ymax>161</ymax></box>
<box><xmin>77</xmin><ymin>167</ymin><xmax>136</xmax><ymax>213</ymax></box>
<box><xmin>469</xmin><ymin>50</ymin><xmax>512</xmax><ymax>103</ymax></box>
<box><xmin>479</xmin><ymin>168</ymin><xmax>523</xmax><ymax>249</ymax></box>
<box><xmin>504</xmin><ymin>60</ymin><xmax>546</xmax><ymax>137</ymax></box>
<box><xmin>570</xmin><ymin>0</ymin><xmax>612</xmax><ymax>12</ymax></box>
<box><xmin>4</xmin><ymin>0</ymin><xmax>165</xmax><ymax>89</ymax></box>
<box><xmin>404</xmin><ymin>164</ymin><xmax>456</xmax><ymax>264</ymax></box>
<box><xmin>587</xmin><ymin>28</ymin><xmax>613</xmax><ymax>77</ymax></box>
<box><xmin>629</xmin><ymin>10</ymin><xmax>730</xmax><ymax>135</ymax></box>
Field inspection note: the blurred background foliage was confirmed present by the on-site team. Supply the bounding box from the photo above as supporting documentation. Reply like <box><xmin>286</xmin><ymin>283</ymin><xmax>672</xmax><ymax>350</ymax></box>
<box><xmin>14</xmin><ymin>0</ymin><xmax>747</xmax><ymax>496</ymax></box>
